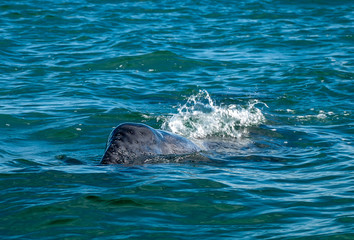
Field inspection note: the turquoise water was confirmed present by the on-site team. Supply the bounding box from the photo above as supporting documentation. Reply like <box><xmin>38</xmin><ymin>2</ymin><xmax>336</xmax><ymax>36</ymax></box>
<box><xmin>1</xmin><ymin>0</ymin><xmax>353</xmax><ymax>239</ymax></box>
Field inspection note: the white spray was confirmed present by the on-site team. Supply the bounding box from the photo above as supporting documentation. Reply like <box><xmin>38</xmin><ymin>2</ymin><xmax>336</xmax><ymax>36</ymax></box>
<box><xmin>162</xmin><ymin>90</ymin><xmax>266</xmax><ymax>141</ymax></box>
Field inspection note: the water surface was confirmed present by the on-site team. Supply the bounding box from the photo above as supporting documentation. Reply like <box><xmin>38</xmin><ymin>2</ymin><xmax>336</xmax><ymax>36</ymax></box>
<box><xmin>0</xmin><ymin>0</ymin><xmax>353</xmax><ymax>239</ymax></box>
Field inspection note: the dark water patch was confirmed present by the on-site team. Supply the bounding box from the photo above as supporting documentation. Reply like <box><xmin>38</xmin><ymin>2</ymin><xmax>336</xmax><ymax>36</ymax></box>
<box><xmin>55</xmin><ymin>155</ymin><xmax>85</xmax><ymax>165</ymax></box>
<box><xmin>181</xmin><ymin>178</ymin><xmax>230</xmax><ymax>189</ymax></box>
<box><xmin>83</xmin><ymin>51</ymin><xmax>212</xmax><ymax>72</ymax></box>
<box><xmin>0</xmin><ymin>114</ymin><xmax>35</xmax><ymax>127</ymax></box>
<box><xmin>6</xmin><ymin>158</ymin><xmax>46</xmax><ymax>168</ymax></box>
<box><xmin>85</xmin><ymin>195</ymin><xmax>144</xmax><ymax>207</ymax></box>
<box><xmin>32</xmin><ymin>126</ymin><xmax>84</xmax><ymax>142</ymax></box>
<box><xmin>46</xmin><ymin>217</ymin><xmax>77</xmax><ymax>226</ymax></box>
<box><xmin>88</xmin><ymin>108</ymin><xmax>148</xmax><ymax>125</ymax></box>
<box><xmin>235</xmin><ymin>155</ymin><xmax>292</xmax><ymax>163</ymax></box>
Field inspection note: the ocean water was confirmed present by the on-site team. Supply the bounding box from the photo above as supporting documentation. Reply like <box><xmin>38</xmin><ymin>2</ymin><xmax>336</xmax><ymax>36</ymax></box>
<box><xmin>0</xmin><ymin>0</ymin><xmax>353</xmax><ymax>239</ymax></box>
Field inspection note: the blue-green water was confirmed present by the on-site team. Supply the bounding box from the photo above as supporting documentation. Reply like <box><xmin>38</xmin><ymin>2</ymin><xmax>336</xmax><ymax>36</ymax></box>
<box><xmin>1</xmin><ymin>0</ymin><xmax>353</xmax><ymax>239</ymax></box>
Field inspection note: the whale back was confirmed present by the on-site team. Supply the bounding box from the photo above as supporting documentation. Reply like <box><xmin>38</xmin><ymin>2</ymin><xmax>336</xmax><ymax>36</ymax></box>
<box><xmin>100</xmin><ymin>123</ymin><xmax>200</xmax><ymax>165</ymax></box>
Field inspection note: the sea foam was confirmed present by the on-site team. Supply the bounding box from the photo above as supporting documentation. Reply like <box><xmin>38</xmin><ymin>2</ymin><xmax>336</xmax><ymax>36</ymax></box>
<box><xmin>162</xmin><ymin>90</ymin><xmax>266</xmax><ymax>140</ymax></box>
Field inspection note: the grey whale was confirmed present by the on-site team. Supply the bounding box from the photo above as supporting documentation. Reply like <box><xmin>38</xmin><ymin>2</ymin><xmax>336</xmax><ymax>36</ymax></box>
<box><xmin>100</xmin><ymin>123</ymin><xmax>201</xmax><ymax>165</ymax></box>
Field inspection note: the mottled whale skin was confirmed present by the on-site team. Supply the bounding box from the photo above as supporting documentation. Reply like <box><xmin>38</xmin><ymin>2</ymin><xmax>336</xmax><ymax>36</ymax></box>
<box><xmin>100</xmin><ymin>123</ymin><xmax>201</xmax><ymax>165</ymax></box>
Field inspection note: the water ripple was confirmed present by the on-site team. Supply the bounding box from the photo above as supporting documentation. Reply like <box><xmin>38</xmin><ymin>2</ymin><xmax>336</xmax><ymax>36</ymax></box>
<box><xmin>0</xmin><ymin>0</ymin><xmax>353</xmax><ymax>239</ymax></box>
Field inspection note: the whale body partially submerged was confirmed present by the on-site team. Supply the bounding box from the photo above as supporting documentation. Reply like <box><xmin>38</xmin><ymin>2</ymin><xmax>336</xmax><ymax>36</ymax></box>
<box><xmin>100</xmin><ymin>123</ymin><xmax>201</xmax><ymax>165</ymax></box>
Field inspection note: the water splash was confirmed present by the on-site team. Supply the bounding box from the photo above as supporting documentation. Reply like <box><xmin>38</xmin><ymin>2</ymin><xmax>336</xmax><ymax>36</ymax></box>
<box><xmin>162</xmin><ymin>90</ymin><xmax>266</xmax><ymax>139</ymax></box>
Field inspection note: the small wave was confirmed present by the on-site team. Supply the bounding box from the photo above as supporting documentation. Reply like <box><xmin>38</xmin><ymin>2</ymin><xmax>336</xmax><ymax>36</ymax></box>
<box><xmin>162</xmin><ymin>90</ymin><xmax>266</xmax><ymax>139</ymax></box>
<box><xmin>84</xmin><ymin>51</ymin><xmax>210</xmax><ymax>72</ymax></box>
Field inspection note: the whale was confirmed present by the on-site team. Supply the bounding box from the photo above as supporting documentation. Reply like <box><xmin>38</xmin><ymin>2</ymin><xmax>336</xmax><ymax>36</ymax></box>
<box><xmin>100</xmin><ymin>123</ymin><xmax>201</xmax><ymax>165</ymax></box>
